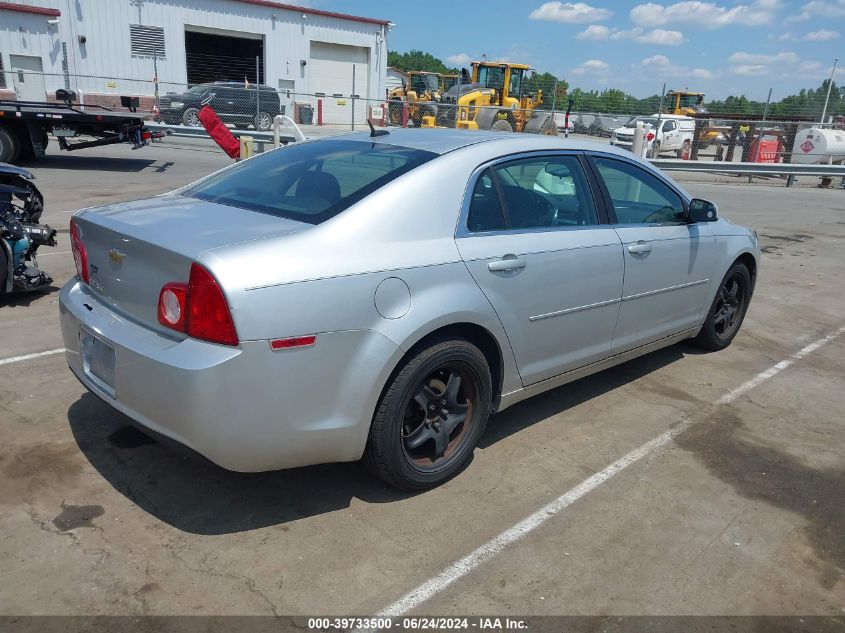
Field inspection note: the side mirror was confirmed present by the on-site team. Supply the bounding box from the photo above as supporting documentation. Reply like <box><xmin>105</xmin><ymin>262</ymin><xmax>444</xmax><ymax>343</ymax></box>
<box><xmin>688</xmin><ymin>198</ymin><xmax>718</xmax><ymax>222</ymax></box>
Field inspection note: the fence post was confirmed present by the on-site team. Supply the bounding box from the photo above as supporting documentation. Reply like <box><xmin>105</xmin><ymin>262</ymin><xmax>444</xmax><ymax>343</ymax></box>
<box><xmin>317</xmin><ymin>98</ymin><xmax>323</xmax><ymax>126</ymax></box>
<box><xmin>61</xmin><ymin>42</ymin><xmax>71</xmax><ymax>91</ymax></box>
<box><xmin>351</xmin><ymin>64</ymin><xmax>356</xmax><ymax>131</ymax></box>
<box><xmin>255</xmin><ymin>56</ymin><xmax>260</xmax><ymax>125</ymax></box>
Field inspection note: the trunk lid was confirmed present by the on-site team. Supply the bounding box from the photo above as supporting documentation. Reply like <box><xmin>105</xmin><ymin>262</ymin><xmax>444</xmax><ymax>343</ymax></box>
<box><xmin>75</xmin><ymin>194</ymin><xmax>308</xmax><ymax>333</ymax></box>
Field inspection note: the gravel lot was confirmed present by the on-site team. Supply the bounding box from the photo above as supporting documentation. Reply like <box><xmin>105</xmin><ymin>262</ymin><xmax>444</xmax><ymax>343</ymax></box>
<box><xmin>1</xmin><ymin>138</ymin><xmax>843</xmax><ymax>623</ymax></box>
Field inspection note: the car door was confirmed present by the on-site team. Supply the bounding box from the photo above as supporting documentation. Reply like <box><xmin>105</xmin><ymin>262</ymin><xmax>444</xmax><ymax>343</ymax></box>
<box><xmin>212</xmin><ymin>88</ymin><xmax>238</xmax><ymax>121</ymax></box>
<box><xmin>588</xmin><ymin>155</ymin><xmax>716</xmax><ymax>353</ymax></box>
<box><xmin>456</xmin><ymin>153</ymin><xmax>624</xmax><ymax>386</ymax></box>
<box><xmin>661</xmin><ymin>119</ymin><xmax>678</xmax><ymax>151</ymax></box>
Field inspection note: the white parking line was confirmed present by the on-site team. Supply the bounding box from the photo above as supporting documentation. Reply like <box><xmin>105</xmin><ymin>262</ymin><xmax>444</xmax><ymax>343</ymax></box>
<box><xmin>35</xmin><ymin>250</ymin><xmax>71</xmax><ymax>257</ymax></box>
<box><xmin>0</xmin><ymin>348</ymin><xmax>65</xmax><ymax>367</ymax></box>
<box><xmin>365</xmin><ymin>326</ymin><xmax>845</xmax><ymax>622</ymax></box>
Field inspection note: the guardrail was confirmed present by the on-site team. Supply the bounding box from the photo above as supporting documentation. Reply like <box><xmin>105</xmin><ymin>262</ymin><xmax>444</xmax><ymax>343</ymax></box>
<box><xmin>650</xmin><ymin>159</ymin><xmax>845</xmax><ymax>176</ymax></box>
<box><xmin>145</xmin><ymin>123</ymin><xmax>295</xmax><ymax>151</ymax></box>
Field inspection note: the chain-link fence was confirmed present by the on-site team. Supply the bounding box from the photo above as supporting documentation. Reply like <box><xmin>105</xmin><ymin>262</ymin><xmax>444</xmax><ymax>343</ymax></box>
<box><xmin>3</xmin><ymin>68</ymin><xmax>844</xmax><ymax>165</ymax></box>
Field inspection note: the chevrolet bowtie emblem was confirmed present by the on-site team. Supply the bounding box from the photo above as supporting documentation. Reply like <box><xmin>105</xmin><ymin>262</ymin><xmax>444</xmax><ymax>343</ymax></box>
<box><xmin>108</xmin><ymin>249</ymin><xmax>126</xmax><ymax>265</ymax></box>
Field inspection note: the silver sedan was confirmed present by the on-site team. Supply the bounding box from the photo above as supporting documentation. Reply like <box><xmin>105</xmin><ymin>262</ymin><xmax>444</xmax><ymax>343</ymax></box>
<box><xmin>60</xmin><ymin>129</ymin><xmax>759</xmax><ymax>489</ymax></box>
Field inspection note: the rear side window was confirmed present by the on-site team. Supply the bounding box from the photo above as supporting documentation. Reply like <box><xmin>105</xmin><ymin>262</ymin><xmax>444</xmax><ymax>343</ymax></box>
<box><xmin>183</xmin><ymin>140</ymin><xmax>436</xmax><ymax>224</ymax></box>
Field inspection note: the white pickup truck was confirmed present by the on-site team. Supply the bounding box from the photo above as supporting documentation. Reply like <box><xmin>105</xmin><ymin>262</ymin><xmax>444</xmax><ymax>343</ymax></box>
<box><xmin>610</xmin><ymin>114</ymin><xmax>695</xmax><ymax>158</ymax></box>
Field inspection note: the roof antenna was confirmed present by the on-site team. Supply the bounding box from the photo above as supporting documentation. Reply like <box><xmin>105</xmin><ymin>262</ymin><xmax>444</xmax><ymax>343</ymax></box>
<box><xmin>368</xmin><ymin>118</ymin><xmax>389</xmax><ymax>138</ymax></box>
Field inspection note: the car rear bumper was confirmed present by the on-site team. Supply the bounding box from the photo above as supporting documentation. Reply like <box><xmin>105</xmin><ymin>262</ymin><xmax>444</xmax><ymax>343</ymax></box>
<box><xmin>59</xmin><ymin>280</ymin><xmax>404</xmax><ymax>472</ymax></box>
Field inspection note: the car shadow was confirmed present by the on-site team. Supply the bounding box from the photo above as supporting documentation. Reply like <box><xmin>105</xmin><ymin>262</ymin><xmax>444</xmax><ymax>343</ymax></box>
<box><xmin>19</xmin><ymin>155</ymin><xmax>157</xmax><ymax>173</ymax></box>
<box><xmin>68</xmin><ymin>343</ymin><xmax>693</xmax><ymax>536</ymax></box>
<box><xmin>0</xmin><ymin>285</ymin><xmax>60</xmax><ymax>307</ymax></box>
<box><xmin>480</xmin><ymin>343</ymin><xmax>689</xmax><ymax>447</ymax></box>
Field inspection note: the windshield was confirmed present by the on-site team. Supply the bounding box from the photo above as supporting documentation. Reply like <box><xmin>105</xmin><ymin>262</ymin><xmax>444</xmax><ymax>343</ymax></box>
<box><xmin>182</xmin><ymin>140</ymin><xmax>437</xmax><ymax>224</ymax></box>
<box><xmin>477</xmin><ymin>66</ymin><xmax>505</xmax><ymax>92</ymax></box>
<box><xmin>411</xmin><ymin>74</ymin><xmax>439</xmax><ymax>94</ymax></box>
<box><xmin>678</xmin><ymin>94</ymin><xmax>704</xmax><ymax>108</ymax></box>
<box><xmin>624</xmin><ymin>117</ymin><xmax>659</xmax><ymax>128</ymax></box>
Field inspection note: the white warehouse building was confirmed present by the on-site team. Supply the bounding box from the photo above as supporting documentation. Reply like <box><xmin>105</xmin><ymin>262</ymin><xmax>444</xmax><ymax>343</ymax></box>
<box><xmin>0</xmin><ymin>0</ymin><xmax>391</xmax><ymax>121</ymax></box>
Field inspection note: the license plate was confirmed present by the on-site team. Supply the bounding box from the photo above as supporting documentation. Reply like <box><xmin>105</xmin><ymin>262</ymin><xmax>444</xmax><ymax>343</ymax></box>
<box><xmin>80</xmin><ymin>330</ymin><xmax>116</xmax><ymax>397</ymax></box>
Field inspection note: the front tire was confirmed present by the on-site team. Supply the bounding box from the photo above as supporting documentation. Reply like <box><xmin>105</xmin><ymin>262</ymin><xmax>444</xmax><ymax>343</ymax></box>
<box><xmin>648</xmin><ymin>141</ymin><xmax>661</xmax><ymax>158</ymax></box>
<box><xmin>364</xmin><ymin>338</ymin><xmax>492</xmax><ymax>490</ymax></box>
<box><xmin>693</xmin><ymin>262</ymin><xmax>751</xmax><ymax>351</ymax></box>
<box><xmin>182</xmin><ymin>107</ymin><xmax>201</xmax><ymax>127</ymax></box>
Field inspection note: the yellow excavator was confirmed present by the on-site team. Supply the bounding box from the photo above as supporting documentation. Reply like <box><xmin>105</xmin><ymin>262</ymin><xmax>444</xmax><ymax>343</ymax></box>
<box><xmin>387</xmin><ymin>71</ymin><xmax>444</xmax><ymax>126</ymax></box>
<box><xmin>421</xmin><ymin>61</ymin><xmax>557</xmax><ymax>135</ymax></box>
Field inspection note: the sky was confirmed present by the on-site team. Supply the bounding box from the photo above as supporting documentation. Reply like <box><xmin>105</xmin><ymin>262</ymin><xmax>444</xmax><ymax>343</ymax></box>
<box><xmin>316</xmin><ymin>0</ymin><xmax>844</xmax><ymax>100</ymax></box>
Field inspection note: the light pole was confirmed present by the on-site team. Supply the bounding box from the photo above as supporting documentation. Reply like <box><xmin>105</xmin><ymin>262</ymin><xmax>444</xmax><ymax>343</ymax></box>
<box><xmin>820</xmin><ymin>57</ymin><xmax>838</xmax><ymax>125</ymax></box>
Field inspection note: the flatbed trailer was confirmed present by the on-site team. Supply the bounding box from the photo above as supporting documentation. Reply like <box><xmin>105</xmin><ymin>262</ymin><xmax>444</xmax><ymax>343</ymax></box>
<box><xmin>0</xmin><ymin>97</ymin><xmax>165</xmax><ymax>164</ymax></box>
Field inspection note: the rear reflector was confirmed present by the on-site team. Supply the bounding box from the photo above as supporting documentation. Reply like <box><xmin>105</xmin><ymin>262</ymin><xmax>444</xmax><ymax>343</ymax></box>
<box><xmin>270</xmin><ymin>335</ymin><xmax>317</xmax><ymax>350</ymax></box>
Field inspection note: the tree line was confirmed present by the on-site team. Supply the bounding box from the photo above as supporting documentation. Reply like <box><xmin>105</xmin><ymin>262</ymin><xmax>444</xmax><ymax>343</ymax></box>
<box><xmin>387</xmin><ymin>49</ymin><xmax>844</xmax><ymax>119</ymax></box>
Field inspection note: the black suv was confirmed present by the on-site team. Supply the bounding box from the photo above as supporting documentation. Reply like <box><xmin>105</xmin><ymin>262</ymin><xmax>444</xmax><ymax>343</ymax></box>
<box><xmin>158</xmin><ymin>82</ymin><xmax>282</xmax><ymax>131</ymax></box>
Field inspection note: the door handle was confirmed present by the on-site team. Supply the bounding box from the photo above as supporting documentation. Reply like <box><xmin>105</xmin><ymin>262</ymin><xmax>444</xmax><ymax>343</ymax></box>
<box><xmin>627</xmin><ymin>242</ymin><xmax>652</xmax><ymax>255</ymax></box>
<box><xmin>488</xmin><ymin>256</ymin><xmax>526</xmax><ymax>272</ymax></box>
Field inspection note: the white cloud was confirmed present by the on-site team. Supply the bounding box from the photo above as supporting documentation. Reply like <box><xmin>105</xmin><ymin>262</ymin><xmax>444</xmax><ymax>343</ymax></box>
<box><xmin>786</xmin><ymin>0</ymin><xmax>845</xmax><ymax>21</ymax></box>
<box><xmin>611</xmin><ymin>27</ymin><xmax>645</xmax><ymax>39</ymax></box>
<box><xmin>530</xmin><ymin>2</ymin><xmax>613</xmax><ymax>23</ymax></box>
<box><xmin>576</xmin><ymin>24</ymin><xmax>612</xmax><ymax>39</ymax></box>
<box><xmin>728</xmin><ymin>51</ymin><xmax>800</xmax><ymax>64</ymax></box>
<box><xmin>572</xmin><ymin>59</ymin><xmax>610</xmax><ymax>75</ymax></box>
<box><xmin>733</xmin><ymin>64</ymin><xmax>768</xmax><ymax>75</ymax></box>
<box><xmin>642</xmin><ymin>54</ymin><xmax>671</xmax><ymax>65</ymax></box>
<box><xmin>630</xmin><ymin>1</ymin><xmax>777</xmax><ymax>28</ymax></box>
<box><xmin>633</xmin><ymin>28</ymin><xmax>685</xmax><ymax>44</ymax></box>
<box><xmin>690</xmin><ymin>67</ymin><xmax>716</xmax><ymax>79</ymax></box>
<box><xmin>804</xmin><ymin>29</ymin><xmax>840</xmax><ymax>40</ymax></box>
<box><xmin>446</xmin><ymin>53</ymin><xmax>472</xmax><ymax>66</ymax></box>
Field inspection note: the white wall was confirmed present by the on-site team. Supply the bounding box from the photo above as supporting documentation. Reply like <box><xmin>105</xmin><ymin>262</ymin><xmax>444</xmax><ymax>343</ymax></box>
<box><xmin>0</xmin><ymin>0</ymin><xmax>388</xmax><ymax>100</ymax></box>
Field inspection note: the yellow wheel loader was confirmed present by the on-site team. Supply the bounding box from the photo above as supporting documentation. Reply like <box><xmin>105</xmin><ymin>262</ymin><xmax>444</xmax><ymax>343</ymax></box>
<box><xmin>387</xmin><ymin>71</ymin><xmax>442</xmax><ymax>127</ymax></box>
<box><xmin>664</xmin><ymin>90</ymin><xmax>722</xmax><ymax>148</ymax></box>
<box><xmin>423</xmin><ymin>62</ymin><xmax>557</xmax><ymax>135</ymax></box>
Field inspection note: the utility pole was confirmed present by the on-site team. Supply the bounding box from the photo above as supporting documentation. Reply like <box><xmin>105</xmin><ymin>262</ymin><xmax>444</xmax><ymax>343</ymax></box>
<box><xmin>820</xmin><ymin>57</ymin><xmax>838</xmax><ymax>125</ymax></box>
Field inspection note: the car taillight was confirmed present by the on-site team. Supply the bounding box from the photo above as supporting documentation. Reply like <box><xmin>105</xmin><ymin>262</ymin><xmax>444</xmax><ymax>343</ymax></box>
<box><xmin>69</xmin><ymin>217</ymin><xmax>89</xmax><ymax>284</ymax></box>
<box><xmin>157</xmin><ymin>282</ymin><xmax>187</xmax><ymax>331</ymax></box>
<box><xmin>158</xmin><ymin>263</ymin><xmax>238</xmax><ymax>346</ymax></box>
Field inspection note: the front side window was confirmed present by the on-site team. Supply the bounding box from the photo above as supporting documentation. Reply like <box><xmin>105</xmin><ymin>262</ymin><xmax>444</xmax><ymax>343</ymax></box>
<box><xmin>592</xmin><ymin>157</ymin><xmax>685</xmax><ymax>225</ymax></box>
<box><xmin>466</xmin><ymin>155</ymin><xmax>598</xmax><ymax>232</ymax></box>
<box><xmin>183</xmin><ymin>140</ymin><xmax>436</xmax><ymax>224</ymax></box>
<box><xmin>663</xmin><ymin>120</ymin><xmax>676</xmax><ymax>131</ymax></box>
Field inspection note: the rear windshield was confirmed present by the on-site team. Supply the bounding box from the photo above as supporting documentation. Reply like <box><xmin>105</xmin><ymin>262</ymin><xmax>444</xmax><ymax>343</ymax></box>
<box><xmin>182</xmin><ymin>140</ymin><xmax>437</xmax><ymax>224</ymax></box>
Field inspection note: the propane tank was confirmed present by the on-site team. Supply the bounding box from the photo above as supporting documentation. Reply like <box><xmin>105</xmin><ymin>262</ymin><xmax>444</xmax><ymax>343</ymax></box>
<box><xmin>791</xmin><ymin>127</ymin><xmax>845</xmax><ymax>164</ymax></box>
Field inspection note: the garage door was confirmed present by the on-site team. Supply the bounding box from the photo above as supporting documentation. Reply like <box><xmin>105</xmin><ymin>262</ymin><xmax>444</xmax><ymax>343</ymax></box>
<box><xmin>309</xmin><ymin>41</ymin><xmax>369</xmax><ymax>124</ymax></box>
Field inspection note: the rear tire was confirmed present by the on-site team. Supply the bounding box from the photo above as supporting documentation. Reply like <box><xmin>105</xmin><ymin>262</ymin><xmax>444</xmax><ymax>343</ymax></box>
<box><xmin>364</xmin><ymin>338</ymin><xmax>492</xmax><ymax>490</ymax></box>
<box><xmin>693</xmin><ymin>262</ymin><xmax>751</xmax><ymax>351</ymax></box>
<box><xmin>0</xmin><ymin>126</ymin><xmax>20</xmax><ymax>164</ymax></box>
<box><xmin>255</xmin><ymin>111</ymin><xmax>272</xmax><ymax>131</ymax></box>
